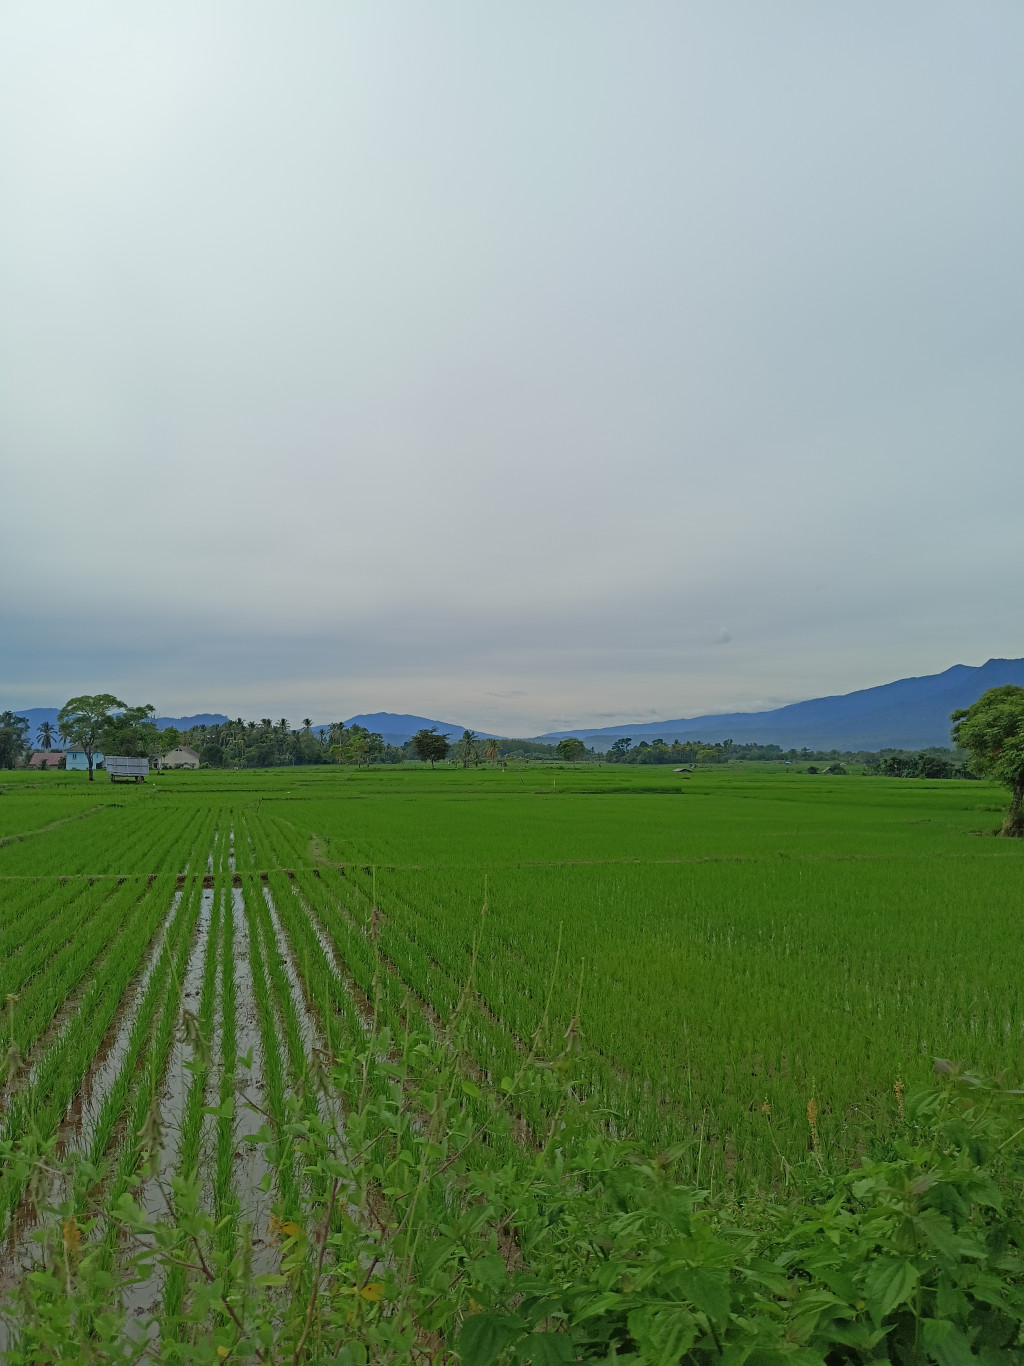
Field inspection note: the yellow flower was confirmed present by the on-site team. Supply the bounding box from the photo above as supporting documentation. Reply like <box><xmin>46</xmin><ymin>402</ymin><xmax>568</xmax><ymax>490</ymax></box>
<box><xmin>217</xmin><ymin>1349</ymin><xmax>230</xmax><ymax>1360</ymax></box>
<box><xmin>281</xmin><ymin>1220</ymin><xmax>304</xmax><ymax>1238</ymax></box>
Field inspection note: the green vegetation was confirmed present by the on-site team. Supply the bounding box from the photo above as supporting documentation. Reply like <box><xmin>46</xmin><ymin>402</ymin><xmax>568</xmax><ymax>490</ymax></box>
<box><xmin>0</xmin><ymin>710</ymin><xmax>30</xmax><ymax>769</ymax></box>
<box><xmin>953</xmin><ymin>685</ymin><xmax>1024</xmax><ymax>836</ymax></box>
<box><xmin>0</xmin><ymin>762</ymin><xmax>1021</xmax><ymax>1359</ymax></box>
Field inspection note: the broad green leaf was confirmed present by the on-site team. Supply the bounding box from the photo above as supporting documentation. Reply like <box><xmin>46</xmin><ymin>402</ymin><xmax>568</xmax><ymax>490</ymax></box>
<box><xmin>330</xmin><ymin>1345</ymin><xmax>368</xmax><ymax>1366</ymax></box>
<box><xmin>677</xmin><ymin>1266</ymin><xmax>730</xmax><ymax>1324</ymax></box>
<box><xmin>863</xmin><ymin>1257</ymin><xmax>918</xmax><ymax>1325</ymax></box>
<box><xmin>921</xmin><ymin>1318</ymin><xmax>977</xmax><ymax>1366</ymax></box>
<box><xmin>456</xmin><ymin>1313</ymin><xmax>523</xmax><ymax>1366</ymax></box>
<box><xmin>514</xmin><ymin>1331</ymin><xmax>574</xmax><ymax>1366</ymax></box>
<box><xmin>473</xmin><ymin>1252</ymin><xmax>510</xmax><ymax>1290</ymax></box>
<box><xmin>627</xmin><ymin>1305</ymin><xmax>698</xmax><ymax>1364</ymax></box>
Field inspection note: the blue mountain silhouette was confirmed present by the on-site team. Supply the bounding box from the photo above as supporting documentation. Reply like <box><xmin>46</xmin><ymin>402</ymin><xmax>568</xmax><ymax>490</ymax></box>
<box><xmin>541</xmin><ymin>658</ymin><xmax>1024</xmax><ymax>751</ymax></box>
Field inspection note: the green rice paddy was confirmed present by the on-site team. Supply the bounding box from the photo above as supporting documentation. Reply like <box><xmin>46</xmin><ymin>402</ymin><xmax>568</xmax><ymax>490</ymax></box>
<box><xmin>1</xmin><ymin>760</ymin><xmax>1020</xmax><ymax>1197</ymax></box>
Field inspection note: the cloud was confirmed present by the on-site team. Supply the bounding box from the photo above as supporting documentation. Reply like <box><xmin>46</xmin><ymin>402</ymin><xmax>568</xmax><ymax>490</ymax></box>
<box><xmin>1</xmin><ymin>1</ymin><xmax>1022</xmax><ymax>731</ymax></box>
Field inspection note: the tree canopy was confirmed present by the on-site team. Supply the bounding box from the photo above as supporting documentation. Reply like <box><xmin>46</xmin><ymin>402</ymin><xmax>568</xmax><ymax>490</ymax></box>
<box><xmin>951</xmin><ymin>685</ymin><xmax>1024</xmax><ymax>837</ymax></box>
<box><xmin>57</xmin><ymin>694</ymin><xmax>128</xmax><ymax>781</ymax></box>
<box><xmin>411</xmin><ymin>728</ymin><xmax>450</xmax><ymax>767</ymax></box>
<box><xmin>555</xmin><ymin>737</ymin><xmax>588</xmax><ymax>762</ymax></box>
<box><xmin>100</xmin><ymin>704</ymin><xmax>161</xmax><ymax>761</ymax></box>
<box><xmin>0</xmin><ymin>712</ymin><xmax>30</xmax><ymax>770</ymax></box>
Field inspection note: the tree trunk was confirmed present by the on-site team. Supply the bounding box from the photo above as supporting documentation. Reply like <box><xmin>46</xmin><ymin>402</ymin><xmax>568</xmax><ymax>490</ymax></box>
<box><xmin>1001</xmin><ymin>781</ymin><xmax>1024</xmax><ymax>837</ymax></box>
<box><xmin>87</xmin><ymin>749</ymin><xmax>94</xmax><ymax>782</ymax></box>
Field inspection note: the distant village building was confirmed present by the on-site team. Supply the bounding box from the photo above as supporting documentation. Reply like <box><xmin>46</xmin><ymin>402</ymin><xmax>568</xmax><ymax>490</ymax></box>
<box><xmin>66</xmin><ymin>749</ymin><xmax>104</xmax><ymax>771</ymax></box>
<box><xmin>28</xmin><ymin>751</ymin><xmax>64</xmax><ymax>769</ymax></box>
<box><xmin>160</xmin><ymin>746</ymin><xmax>201</xmax><ymax>770</ymax></box>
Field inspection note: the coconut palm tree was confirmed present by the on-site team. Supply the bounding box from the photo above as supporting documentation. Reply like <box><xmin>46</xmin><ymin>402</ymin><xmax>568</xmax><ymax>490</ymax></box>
<box><xmin>37</xmin><ymin>720</ymin><xmax>56</xmax><ymax>751</ymax></box>
<box><xmin>302</xmin><ymin>718</ymin><xmax>313</xmax><ymax>731</ymax></box>
<box><xmin>459</xmin><ymin>729</ymin><xmax>479</xmax><ymax>768</ymax></box>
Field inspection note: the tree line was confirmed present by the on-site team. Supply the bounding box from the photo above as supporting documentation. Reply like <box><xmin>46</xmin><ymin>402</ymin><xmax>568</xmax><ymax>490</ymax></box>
<box><xmin>3</xmin><ymin>686</ymin><xmax>1022</xmax><ymax>835</ymax></box>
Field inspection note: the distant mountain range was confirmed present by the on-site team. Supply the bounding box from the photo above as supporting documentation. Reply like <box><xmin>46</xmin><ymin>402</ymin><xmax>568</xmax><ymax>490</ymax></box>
<box><xmin>541</xmin><ymin>658</ymin><xmax>1024</xmax><ymax>751</ymax></box>
<box><xmin>9</xmin><ymin>707</ymin><xmax>491</xmax><ymax>750</ymax></box>
<box><xmin>11</xmin><ymin>659</ymin><xmax>1023</xmax><ymax>753</ymax></box>
<box><xmin>336</xmin><ymin>713</ymin><xmax>499</xmax><ymax>745</ymax></box>
<box><xmin>11</xmin><ymin>709</ymin><xmax>231</xmax><ymax>738</ymax></box>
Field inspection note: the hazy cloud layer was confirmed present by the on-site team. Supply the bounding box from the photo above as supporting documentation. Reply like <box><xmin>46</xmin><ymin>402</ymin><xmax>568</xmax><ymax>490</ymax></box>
<box><xmin>2</xmin><ymin>2</ymin><xmax>1022</xmax><ymax>733</ymax></box>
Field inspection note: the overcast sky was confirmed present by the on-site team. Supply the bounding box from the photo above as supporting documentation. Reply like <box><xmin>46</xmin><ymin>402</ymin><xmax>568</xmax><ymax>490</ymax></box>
<box><xmin>2</xmin><ymin>2</ymin><xmax>1022</xmax><ymax>733</ymax></box>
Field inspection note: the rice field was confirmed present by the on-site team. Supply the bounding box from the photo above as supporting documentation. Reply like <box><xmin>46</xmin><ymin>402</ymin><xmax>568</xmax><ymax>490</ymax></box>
<box><xmin>0</xmin><ymin>761</ymin><xmax>1022</xmax><ymax>1355</ymax></box>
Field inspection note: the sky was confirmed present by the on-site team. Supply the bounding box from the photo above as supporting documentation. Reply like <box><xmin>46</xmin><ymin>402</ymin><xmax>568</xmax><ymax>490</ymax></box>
<box><xmin>2</xmin><ymin>1</ymin><xmax>1022</xmax><ymax>735</ymax></box>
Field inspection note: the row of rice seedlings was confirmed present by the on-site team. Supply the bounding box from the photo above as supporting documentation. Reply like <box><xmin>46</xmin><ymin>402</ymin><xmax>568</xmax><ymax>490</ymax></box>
<box><xmin>233</xmin><ymin>815</ymin><xmax>259</xmax><ymax>873</ymax></box>
<box><xmin>162</xmin><ymin>886</ymin><xmax>223</xmax><ymax>1322</ymax></box>
<box><xmin>0</xmin><ymin>876</ymin><xmax>97</xmax><ymax>958</ymax></box>
<box><xmin>0</xmin><ymin>803</ymin><xmax>195</xmax><ymax>878</ymax></box>
<box><xmin>0</xmin><ymin>879</ymin><xmax>147</xmax><ymax>1092</ymax></box>
<box><xmin>0</xmin><ymin>876</ymin><xmax>117</xmax><ymax>1012</ymax></box>
<box><xmin>95</xmin><ymin>884</ymin><xmax>207</xmax><ymax>1271</ymax></box>
<box><xmin>365</xmin><ymin>859</ymin><xmax>996</xmax><ymax>1185</ymax></box>
<box><xmin>267</xmin><ymin>876</ymin><xmax>366</xmax><ymax>1051</ymax></box>
<box><xmin>141</xmin><ymin>805</ymin><xmax>208</xmax><ymax>875</ymax></box>
<box><xmin>249</xmin><ymin>877</ymin><xmax>359</xmax><ymax>1316</ymax></box>
<box><xmin>239</xmin><ymin>812</ymin><xmax>280</xmax><ymax>877</ymax></box>
<box><xmin>344</xmin><ymin>865</ymin><xmax>712</xmax><ymax>1169</ymax></box>
<box><xmin>289</xmin><ymin>869</ymin><xmax>550</xmax><ymax>1198</ymax></box>
<box><xmin>97</xmin><ymin>807</ymin><xmax>198</xmax><ymax>877</ymax></box>
<box><xmin>0</xmin><ymin>877</ymin><xmax>180</xmax><ymax>1228</ymax></box>
<box><xmin>0</xmin><ymin>792</ymin><xmax>101</xmax><ymax>841</ymax></box>
<box><xmin>316</xmin><ymin>868</ymin><xmax>567</xmax><ymax>1155</ymax></box>
<box><xmin>243</xmin><ymin>882</ymin><xmax>305</xmax><ymax>1222</ymax></box>
<box><xmin>254</xmin><ymin>883</ymin><xmax>317</xmax><ymax>1072</ymax></box>
<box><xmin>279</xmin><ymin>868</ymin><xmax>584</xmax><ymax>1320</ymax></box>
<box><xmin>215</xmin><ymin>883</ymin><xmax>238</xmax><ymax>1263</ymax></box>
<box><xmin>256</xmin><ymin>813</ymin><xmax>313</xmax><ymax>870</ymax></box>
<box><xmin>366</xmin><ymin>863</ymin><xmax>741</xmax><ymax>1174</ymax></box>
<box><xmin>74</xmin><ymin>883</ymin><xmax>201</xmax><ymax>1189</ymax></box>
<box><xmin>263</xmin><ymin>873</ymin><xmax>467</xmax><ymax>1298</ymax></box>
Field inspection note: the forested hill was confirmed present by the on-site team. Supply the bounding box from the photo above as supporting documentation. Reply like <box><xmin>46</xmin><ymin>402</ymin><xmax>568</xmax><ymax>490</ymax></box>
<box><xmin>11</xmin><ymin>708</ymin><xmax>230</xmax><ymax>733</ymax></box>
<box><xmin>542</xmin><ymin>657</ymin><xmax>1024</xmax><ymax>751</ymax></box>
<box><xmin>338</xmin><ymin>713</ymin><xmax>499</xmax><ymax>745</ymax></box>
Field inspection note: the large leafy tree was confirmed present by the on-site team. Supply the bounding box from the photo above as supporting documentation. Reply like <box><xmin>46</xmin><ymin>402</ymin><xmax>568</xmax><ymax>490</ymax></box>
<box><xmin>101</xmin><ymin>704</ymin><xmax>161</xmax><ymax>760</ymax></box>
<box><xmin>56</xmin><ymin>694</ymin><xmax>127</xmax><ymax>782</ymax></box>
<box><xmin>0</xmin><ymin>712</ymin><xmax>30</xmax><ymax>769</ymax></box>
<box><xmin>556</xmin><ymin>737</ymin><xmax>587</xmax><ymax>763</ymax></box>
<box><xmin>411</xmin><ymin>728</ymin><xmax>450</xmax><ymax>768</ymax></box>
<box><xmin>952</xmin><ymin>686</ymin><xmax>1024</xmax><ymax>837</ymax></box>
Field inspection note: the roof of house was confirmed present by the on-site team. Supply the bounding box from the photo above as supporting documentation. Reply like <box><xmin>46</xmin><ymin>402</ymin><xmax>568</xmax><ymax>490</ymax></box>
<box><xmin>165</xmin><ymin>745</ymin><xmax>201</xmax><ymax>758</ymax></box>
<box><xmin>29</xmin><ymin>751</ymin><xmax>64</xmax><ymax>767</ymax></box>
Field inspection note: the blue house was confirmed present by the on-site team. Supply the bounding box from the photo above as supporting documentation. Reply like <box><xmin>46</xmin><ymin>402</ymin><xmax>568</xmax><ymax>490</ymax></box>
<box><xmin>66</xmin><ymin>749</ymin><xmax>104</xmax><ymax>771</ymax></box>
